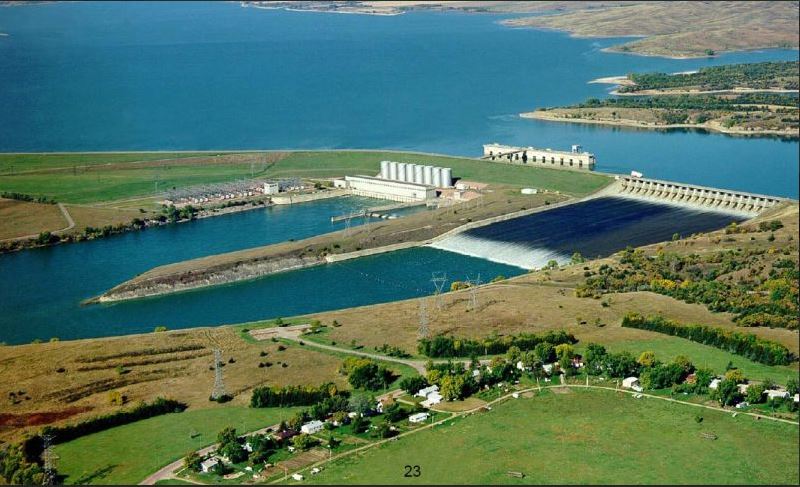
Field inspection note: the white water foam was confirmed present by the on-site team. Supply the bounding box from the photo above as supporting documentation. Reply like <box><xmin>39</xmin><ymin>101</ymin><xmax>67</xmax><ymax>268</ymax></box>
<box><xmin>611</xmin><ymin>193</ymin><xmax>758</xmax><ymax>218</ymax></box>
<box><xmin>428</xmin><ymin>233</ymin><xmax>570</xmax><ymax>270</ymax></box>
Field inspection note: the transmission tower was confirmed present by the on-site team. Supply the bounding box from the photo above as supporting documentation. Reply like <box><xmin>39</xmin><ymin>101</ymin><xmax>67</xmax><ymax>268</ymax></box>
<box><xmin>41</xmin><ymin>433</ymin><xmax>58</xmax><ymax>486</ymax></box>
<box><xmin>467</xmin><ymin>274</ymin><xmax>482</xmax><ymax>311</ymax></box>
<box><xmin>431</xmin><ymin>272</ymin><xmax>447</xmax><ymax>310</ymax></box>
<box><xmin>418</xmin><ymin>299</ymin><xmax>430</xmax><ymax>339</ymax></box>
<box><xmin>211</xmin><ymin>348</ymin><xmax>227</xmax><ymax>400</ymax></box>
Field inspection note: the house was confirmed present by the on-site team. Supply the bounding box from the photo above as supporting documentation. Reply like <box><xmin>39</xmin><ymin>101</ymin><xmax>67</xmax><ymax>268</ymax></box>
<box><xmin>764</xmin><ymin>389</ymin><xmax>790</xmax><ymax>400</ymax></box>
<box><xmin>291</xmin><ymin>473</ymin><xmax>304</xmax><ymax>481</ymax></box>
<box><xmin>516</xmin><ymin>360</ymin><xmax>526</xmax><ymax>371</ymax></box>
<box><xmin>300</xmin><ymin>420</ymin><xmax>325</xmax><ymax>435</ymax></box>
<box><xmin>684</xmin><ymin>373</ymin><xmax>697</xmax><ymax>384</ymax></box>
<box><xmin>708</xmin><ymin>378</ymin><xmax>722</xmax><ymax>390</ymax></box>
<box><xmin>622</xmin><ymin>377</ymin><xmax>643</xmax><ymax>392</ymax></box>
<box><xmin>421</xmin><ymin>391</ymin><xmax>442</xmax><ymax>408</ymax></box>
<box><xmin>244</xmin><ymin>441</ymin><xmax>253</xmax><ymax>453</ymax></box>
<box><xmin>542</xmin><ymin>363</ymin><xmax>554</xmax><ymax>374</ymax></box>
<box><xmin>794</xmin><ymin>394</ymin><xmax>799</xmax><ymax>403</ymax></box>
<box><xmin>416</xmin><ymin>385</ymin><xmax>439</xmax><ymax>398</ymax></box>
<box><xmin>200</xmin><ymin>457</ymin><xmax>219</xmax><ymax>473</ymax></box>
<box><xmin>472</xmin><ymin>369</ymin><xmax>481</xmax><ymax>378</ymax></box>
<box><xmin>737</xmin><ymin>383</ymin><xmax>750</xmax><ymax>394</ymax></box>
<box><xmin>512</xmin><ymin>392</ymin><xmax>520</xmax><ymax>399</ymax></box>
<box><xmin>408</xmin><ymin>412</ymin><xmax>429</xmax><ymax>424</ymax></box>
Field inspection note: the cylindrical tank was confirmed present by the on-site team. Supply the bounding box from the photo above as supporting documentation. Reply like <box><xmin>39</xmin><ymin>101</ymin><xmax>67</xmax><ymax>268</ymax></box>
<box><xmin>405</xmin><ymin>164</ymin><xmax>415</xmax><ymax>182</ymax></box>
<box><xmin>414</xmin><ymin>164</ymin><xmax>424</xmax><ymax>184</ymax></box>
<box><xmin>432</xmin><ymin>167</ymin><xmax>442</xmax><ymax>187</ymax></box>
<box><xmin>380</xmin><ymin>161</ymin><xmax>390</xmax><ymax>179</ymax></box>
<box><xmin>397</xmin><ymin>163</ymin><xmax>407</xmax><ymax>182</ymax></box>
<box><xmin>441</xmin><ymin>168</ymin><xmax>452</xmax><ymax>187</ymax></box>
<box><xmin>389</xmin><ymin>161</ymin><xmax>398</xmax><ymax>181</ymax></box>
<box><xmin>423</xmin><ymin>165</ymin><xmax>433</xmax><ymax>185</ymax></box>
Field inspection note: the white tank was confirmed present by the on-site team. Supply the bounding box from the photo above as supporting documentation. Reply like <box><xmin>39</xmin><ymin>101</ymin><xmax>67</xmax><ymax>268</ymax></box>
<box><xmin>414</xmin><ymin>164</ymin><xmax>424</xmax><ymax>184</ymax></box>
<box><xmin>405</xmin><ymin>163</ymin><xmax>415</xmax><ymax>182</ymax></box>
<box><xmin>397</xmin><ymin>163</ymin><xmax>407</xmax><ymax>182</ymax></box>
<box><xmin>432</xmin><ymin>167</ymin><xmax>442</xmax><ymax>187</ymax></box>
<box><xmin>441</xmin><ymin>167</ymin><xmax>452</xmax><ymax>187</ymax></box>
<box><xmin>380</xmin><ymin>160</ymin><xmax>390</xmax><ymax>179</ymax></box>
<box><xmin>423</xmin><ymin>165</ymin><xmax>433</xmax><ymax>185</ymax></box>
<box><xmin>389</xmin><ymin>161</ymin><xmax>398</xmax><ymax>181</ymax></box>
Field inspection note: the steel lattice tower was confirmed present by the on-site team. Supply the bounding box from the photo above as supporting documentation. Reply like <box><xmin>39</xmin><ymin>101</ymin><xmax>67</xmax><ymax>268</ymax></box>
<box><xmin>431</xmin><ymin>272</ymin><xmax>447</xmax><ymax>310</ymax></box>
<box><xmin>41</xmin><ymin>433</ymin><xmax>58</xmax><ymax>486</ymax></box>
<box><xmin>418</xmin><ymin>299</ymin><xmax>430</xmax><ymax>339</ymax></box>
<box><xmin>211</xmin><ymin>348</ymin><xmax>227</xmax><ymax>400</ymax></box>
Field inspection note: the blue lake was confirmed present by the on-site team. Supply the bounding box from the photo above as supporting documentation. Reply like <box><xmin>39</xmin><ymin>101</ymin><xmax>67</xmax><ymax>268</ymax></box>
<box><xmin>0</xmin><ymin>1</ymin><xmax>797</xmax><ymax>197</ymax></box>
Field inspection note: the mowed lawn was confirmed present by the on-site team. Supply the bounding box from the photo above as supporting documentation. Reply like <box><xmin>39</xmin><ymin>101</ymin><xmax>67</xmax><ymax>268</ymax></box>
<box><xmin>308</xmin><ymin>389</ymin><xmax>799</xmax><ymax>485</ymax></box>
<box><xmin>0</xmin><ymin>151</ymin><xmax>611</xmax><ymax>204</ymax></box>
<box><xmin>602</xmin><ymin>338</ymin><xmax>799</xmax><ymax>385</ymax></box>
<box><xmin>54</xmin><ymin>405</ymin><xmax>301</xmax><ymax>485</ymax></box>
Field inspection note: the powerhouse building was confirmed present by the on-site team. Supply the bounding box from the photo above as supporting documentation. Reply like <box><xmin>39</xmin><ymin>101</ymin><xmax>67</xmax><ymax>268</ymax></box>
<box><xmin>483</xmin><ymin>143</ymin><xmax>595</xmax><ymax>171</ymax></box>
<box><xmin>344</xmin><ymin>175</ymin><xmax>436</xmax><ymax>202</ymax></box>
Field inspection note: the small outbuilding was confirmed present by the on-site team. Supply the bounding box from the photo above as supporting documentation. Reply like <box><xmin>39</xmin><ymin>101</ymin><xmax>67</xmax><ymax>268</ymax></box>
<box><xmin>200</xmin><ymin>457</ymin><xmax>220</xmax><ymax>473</ymax></box>
<box><xmin>416</xmin><ymin>385</ymin><xmax>439</xmax><ymax>398</ymax></box>
<box><xmin>622</xmin><ymin>377</ymin><xmax>643</xmax><ymax>392</ymax></box>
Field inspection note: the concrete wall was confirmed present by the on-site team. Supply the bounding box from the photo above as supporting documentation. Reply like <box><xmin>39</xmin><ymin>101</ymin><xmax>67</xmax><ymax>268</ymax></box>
<box><xmin>482</xmin><ymin>143</ymin><xmax>595</xmax><ymax>171</ymax></box>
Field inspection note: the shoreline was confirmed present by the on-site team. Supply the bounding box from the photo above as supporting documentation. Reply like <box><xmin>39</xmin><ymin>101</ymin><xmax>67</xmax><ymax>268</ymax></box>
<box><xmin>523</xmin><ymin>110</ymin><xmax>800</xmax><ymax>138</ymax></box>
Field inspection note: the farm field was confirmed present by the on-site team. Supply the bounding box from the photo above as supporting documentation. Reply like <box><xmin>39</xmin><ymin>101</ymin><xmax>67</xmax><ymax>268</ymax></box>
<box><xmin>53</xmin><ymin>406</ymin><xmax>302</xmax><ymax>485</ymax></box>
<box><xmin>307</xmin><ymin>388</ymin><xmax>800</xmax><ymax>485</ymax></box>
<box><xmin>0</xmin><ymin>199</ymin><xmax>67</xmax><ymax>240</ymax></box>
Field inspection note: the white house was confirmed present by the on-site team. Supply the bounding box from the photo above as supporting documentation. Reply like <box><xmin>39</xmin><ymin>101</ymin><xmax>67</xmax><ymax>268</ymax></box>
<box><xmin>542</xmin><ymin>363</ymin><xmax>554</xmax><ymax>374</ymax></box>
<box><xmin>737</xmin><ymin>383</ymin><xmax>750</xmax><ymax>394</ymax></box>
<box><xmin>200</xmin><ymin>457</ymin><xmax>220</xmax><ymax>473</ymax></box>
<box><xmin>416</xmin><ymin>385</ymin><xmax>439</xmax><ymax>398</ymax></box>
<box><xmin>291</xmin><ymin>473</ymin><xmax>304</xmax><ymax>481</ymax></box>
<box><xmin>300</xmin><ymin>420</ymin><xmax>325</xmax><ymax>435</ymax></box>
<box><xmin>622</xmin><ymin>377</ymin><xmax>643</xmax><ymax>392</ymax></box>
<box><xmin>421</xmin><ymin>391</ymin><xmax>443</xmax><ymax>408</ymax></box>
<box><xmin>764</xmin><ymin>389</ymin><xmax>790</xmax><ymax>400</ymax></box>
<box><xmin>409</xmin><ymin>412</ymin><xmax>429</xmax><ymax>424</ymax></box>
<box><xmin>708</xmin><ymin>378</ymin><xmax>722</xmax><ymax>390</ymax></box>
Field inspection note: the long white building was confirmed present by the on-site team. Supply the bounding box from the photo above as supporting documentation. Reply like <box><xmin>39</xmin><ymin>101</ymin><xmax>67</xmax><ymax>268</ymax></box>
<box><xmin>483</xmin><ymin>143</ymin><xmax>596</xmax><ymax>171</ymax></box>
<box><xmin>344</xmin><ymin>175</ymin><xmax>436</xmax><ymax>202</ymax></box>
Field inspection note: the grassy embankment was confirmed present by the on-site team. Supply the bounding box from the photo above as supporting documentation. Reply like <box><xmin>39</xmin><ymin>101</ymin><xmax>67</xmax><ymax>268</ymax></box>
<box><xmin>0</xmin><ymin>150</ymin><xmax>610</xmax><ymax>241</ymax></box>
<box><xmin>502</xmin><ymin>1</ymin><xmax>798</xmax><ymax>58</ymax></box>
<box><xmin>53</xmin><ymin>406</ymin><xmax>302</xmax><ymax>485</ymax></box>
<box><xmin>306</xmin><ymin>388</ymin><xmax>799</xmax><ymax>485</ymax></box>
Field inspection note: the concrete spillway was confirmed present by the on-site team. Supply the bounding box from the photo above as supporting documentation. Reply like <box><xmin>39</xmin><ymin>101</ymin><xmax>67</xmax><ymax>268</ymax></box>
<box><xmin>429</xmin><ymin>196</ymin><xmax>748</xmax><ymax>269</ymax></box>
<box><xmin>614</xmin><ymin>176</ymin><xmax>785</xmax><ymax>216</ymax></box>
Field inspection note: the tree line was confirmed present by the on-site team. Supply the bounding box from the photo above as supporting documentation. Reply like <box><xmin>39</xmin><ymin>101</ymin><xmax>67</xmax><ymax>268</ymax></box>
<box><xmin>417</xmin><ymin>330</ymin><xmax>576</xmax><ymax>358</ymax></box>
<box><xmin>621</xmin><ymin>313</ymin><xmax>793</xmax><ymax>366</ymax></box>
<box><xmin>568</xmin><ymin>93</ymin><xmax>799</xmax><ymax>111</ymax></box>
<box><xmin>250</xmin><ymin>382</ymin><xmax>348</xmax><ymax>408</ymax></box>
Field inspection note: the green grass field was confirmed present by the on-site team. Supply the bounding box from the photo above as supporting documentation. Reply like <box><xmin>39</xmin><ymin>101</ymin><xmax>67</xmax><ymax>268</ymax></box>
<box><xmin>307</xmin><ymin>388</ymin><xmax>799</xmax><ymax>485</ymax></box>
<box><xmin>53</xmin><ymin>405</ymin><xmax>301</xmax><ymax>485</ymax></box>
<box><xmin>601</xmin><ymin>338</ymin><xmax>799</xmax><ymax>385</ymax></box>
<box><xmin>0</xmin><ymin>151</ymin><xmax>610</xmax><ymax>204</ymax></box>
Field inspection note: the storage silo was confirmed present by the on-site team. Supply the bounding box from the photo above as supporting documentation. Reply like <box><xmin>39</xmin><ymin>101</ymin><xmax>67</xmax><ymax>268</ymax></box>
<box><xmin>397</xmin><ymin>163</ymin><xmax>407</xmax><ymax>182</ymax></box>
<box><xmin>441</xmin><ymin>168</ymin><xmax>452</xmax><ymax>187</ymax></box>
<box><xmin>405</xmin><ymin>164</ymin><xmax>415</xmax><ymax>182</ymax></box>
<box><xmin>380</xmin><ymin>161</ymin><xmax>390</xmax><ymax>179</ymax></box>
<box><xmin>389</xmin><ymin>161</ymin><xmax>398</xmax><ymax>181</ymax></box>
<box><xmin>432</xmin><ymin>167</ymin><xmax>443</xmax><ymax>187</ymax></box>
<box><xmin>423</xmin><ymin>165</ymin><xmax>433</xmax><ymax>185</ymax></box>
<box><xmin>414</xmin><ymin>164</ymin><xmax>424</xmax><ymax>184</ymax></box>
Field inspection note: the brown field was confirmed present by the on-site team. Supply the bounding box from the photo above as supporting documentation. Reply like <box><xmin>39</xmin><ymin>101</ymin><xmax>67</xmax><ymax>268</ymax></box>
<box><xmin>0</xmin><ymin>326</ymin><xmax>347</xmax><ymax>443</ymax></box>
<box><xmin>503</xmin><ymin>1</ymin><xmax>799</xmax><ymax>58</ymax></box>
<box><xmin>66</xmin><ymin>204</ymin><xmax>151</xmax><ymax>231</ymax></box>
<box><xmin>0</xmin><ymin>199</ymin><xmax>68</xmax><ymax>240</ymax></box>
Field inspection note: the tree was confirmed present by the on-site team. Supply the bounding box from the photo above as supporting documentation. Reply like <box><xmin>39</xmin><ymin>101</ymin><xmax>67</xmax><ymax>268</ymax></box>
<box><xmin>292</xmin><ymin>434</ymin><xmax>318</xmax><ymax>451</ymax></box>
<box><xmin>714</xmin><ymin>379</ymin><xmax>742</xmax><ymax>406</ymax></box>
<box><xmin>220</xmin><ymin>441</ymin><xmax>247</xmax><ymax>464</ymax></box>
<box><xmin>724</xmin><ymin>368</ymin><xmax>745</xmax><ymax>383</ymax></box>
<box><xmin>637</xmin><ymin>351</ymin><xmax>657</xmax><ymax>368</ymax></box>
<box><xmin>184</xmin><ymin>451</ymin><xmax>203</xmax><ymax>472</ymax></box>
<box><xmin>533</xmin><ymin>342</ymin><xmax>555</xmax><ymax>364</ymax></box>
<box><xmin>746</xmin><ymin>383</ymin><xmax>766</xmax><ymax>404</ymax></box>
<box><xmin>506</xmin><ymin>346</ymin><xmax>522</xmax><ymax>364</ymax></box>
<box><xmin>217</xmin><ymin>427</ymin><xmax>238</xmax><ymax>448</ymax></box>
<box><xmin>383</xmin><ymin>402</ymin><xmax>406</xmax><ymax>422</ymax></box>
<box><xmin>570</xmin><ymin>252</ymin><xmax>585</xmax><ymax>265</ymax></box>
<box><xmin>348</xmin><ymin>394</ymin><xmax>373</xmax><ymax>416</ymax></box>
<box><xmin>350</xmin><ymin>414</ymin><xmax>369</xmax><ymax>434</ymax></box>
<box><xmin>372</xmin><ymin>420</ymin><xmax>395</xmax><ymax>439</ymax></box>
<box><xmin>555</xmin><ymin>344</ymin><xmax>574</xmax><ymax>361</ymax></box>
<box><xmin>673</xmin><ymin>355</ymin><xmax>693</xmax><ymax>374</ymax></box>
<box><xmin>439</xmin><ymin>374</ymin><xmax>467</xmax><ymax>401</ymax></box>
<box><xmin>398</xmin><ymin>376</ymin><xmax>428</xmax><ymax>394</ymax></box>
<box><xmin>787</xmin><ymin>378</ymin><xmax>799</xmax><ymax>395</ymax></box>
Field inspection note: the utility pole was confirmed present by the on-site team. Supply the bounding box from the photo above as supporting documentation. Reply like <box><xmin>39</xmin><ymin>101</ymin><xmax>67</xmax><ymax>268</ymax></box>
<box><xmin>431</xmin><ymin>272</ymin><xmax>447</xmax><ymax>310</ymax></box>
<box><xmin>211</xmin><ymin>348</ymin><xmax>227</xmax><ymax>400</ymax></box>
<box><xmin>467</xmin><ymin>274</ymin><xmax>481</xmax><ymax>311</ymax></box>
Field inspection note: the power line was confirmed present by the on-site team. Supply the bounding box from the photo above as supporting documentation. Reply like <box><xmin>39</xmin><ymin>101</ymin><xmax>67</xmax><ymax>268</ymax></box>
<box><xmin>431</xmin><ymin>272</ymin><xmax>448</xmax><ymax>310</ymax></box>
<box><xmin>467</xmin><ymin>273</ymin><xmax>482</xmax><ymax>311</ymax></box>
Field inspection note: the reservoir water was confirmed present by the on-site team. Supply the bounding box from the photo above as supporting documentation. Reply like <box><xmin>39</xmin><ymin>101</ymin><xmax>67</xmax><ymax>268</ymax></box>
<box><xmin>0</xmin><ymin>195</ymin><xmax>743</xmax><ymax>344</ymax></box>
<box><xmin>0</xmin><ymin>3</ymin><xmax>796</xmax><ymax>343</ymax></box>
<box><xmin>0</xmin><ymin>1</ymin><xmax>797</xmax><ymax>197</ymax></box>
